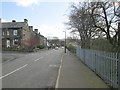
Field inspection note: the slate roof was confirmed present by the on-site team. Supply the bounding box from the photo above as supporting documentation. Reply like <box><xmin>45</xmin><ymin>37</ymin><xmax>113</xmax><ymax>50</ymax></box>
<box><xmin>2</xmin><ymin>22</ymin><xmax>26</xmax><ymax>28</ymax></box>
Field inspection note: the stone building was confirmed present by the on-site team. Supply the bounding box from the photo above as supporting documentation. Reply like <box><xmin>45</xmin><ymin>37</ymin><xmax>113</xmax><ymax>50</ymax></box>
<box><xmin>2</xmin><ymin>19</ymin><xmax>33</xmax><ymax>51</ymax></box>
<box><xmin>29</xmin><ymin>27</ymin><xmax>47</xmax><ymax>49</ymax></box>
<box><xmin>28</xmin><ymin>27</ymin><xmax>40</xmax><ymax>49</ymax></box>
<box><xmin>39</xmin><ymin>34</ymin><xmax>47</xmax><ymax>47</ymax></box>
<box><xmin>2</xmin><ymin>19</ymin><xmax>47</xmax><ymax>51</ymax></box>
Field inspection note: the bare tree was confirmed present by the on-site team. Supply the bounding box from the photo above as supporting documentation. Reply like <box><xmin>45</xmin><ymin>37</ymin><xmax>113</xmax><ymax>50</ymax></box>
<box><xmin>67</xmin><ymin>2</ymin><xmax>94</xmax><ymax>48</ymax></box>
<box><xmin>90</xmin><ymin>1</ymin><xmax>120</xmax><ymax>51</ymax></box>
<box><xmin>66</xmin><ymin>1</ymin><xmax>120</xmax><ymax>51</ymax></box>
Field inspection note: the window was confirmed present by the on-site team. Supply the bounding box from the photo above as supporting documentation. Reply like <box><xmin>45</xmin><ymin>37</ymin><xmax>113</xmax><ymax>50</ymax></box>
<box><xmin>13</xmin><ymin>39</ymin><xmax>19</xmax><ymax>45</ymax></box>
<box><xmin>6</xmin><ymin>39</ymin><xmax>10</xmax><ymax>47</ymax></box>
<box><xmin>14</xmin><ymin>39</ymin><xmax>19</xmax><ymax>45</ymax></box>
<box><xmin>7</xmin><ymin>31</ymin><xmax>10</xmax><ymax>36</ymax></box>
<box><xmin>13</xmin><ymin>30</ymin><xmax>18</xmax><ymax>35</ymax></box>
<box><xmin>2</xmin><ymin>31</ymin><xmax>5</xmax><ymax>36</ymax></box>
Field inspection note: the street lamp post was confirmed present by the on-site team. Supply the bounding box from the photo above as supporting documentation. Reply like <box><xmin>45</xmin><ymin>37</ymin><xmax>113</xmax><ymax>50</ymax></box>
<box><xmin>63</xmin><ymin>31</ymin><xmax>66</xmax><ymax>53</ymax></box>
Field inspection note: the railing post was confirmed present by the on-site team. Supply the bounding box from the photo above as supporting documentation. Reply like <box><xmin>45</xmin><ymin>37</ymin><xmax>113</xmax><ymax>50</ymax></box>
<box><xmin>84</xmin><ymin>49</ymin><xmax>85</xmax><ymax>64</ymax></box>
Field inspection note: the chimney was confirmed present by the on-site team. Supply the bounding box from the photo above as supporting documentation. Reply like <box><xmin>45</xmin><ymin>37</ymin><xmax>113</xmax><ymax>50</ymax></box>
<box><xmin>39</xmin><ymin>32</ymin><xmax>41</xmax><ymax>35</ymax></box>
<box><xmin>12</xmin><ymin>20</ymin><xmax>16</xmax><ymax>22</ymax></box>
<box><xmin>29</xmin><ymin>26</ymin><xmax>33</xmax><ymax>31</ymax></box>
<box><xmin>34</xmin><ymin>29</ymin><xmax>38</xmax><ymax>33</ymax></box>
<box><xmin>24</xmin><ymin>19</ymin><xmax>28</xmax><ymax>23</ymax></box>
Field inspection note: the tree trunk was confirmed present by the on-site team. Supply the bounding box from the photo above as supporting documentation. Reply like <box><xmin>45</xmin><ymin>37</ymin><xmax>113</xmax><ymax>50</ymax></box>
<box><xmin>118</xmin><ymin>22</ymin><xmax>120</xmax><ymax>52</ymax></box>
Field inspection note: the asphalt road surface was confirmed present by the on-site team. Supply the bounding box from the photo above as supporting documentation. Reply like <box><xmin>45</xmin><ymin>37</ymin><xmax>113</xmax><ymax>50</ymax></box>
<box><xmin>2</xmin><ymin>51</ymin><xmax>27</xmax><ymax>63</ymax></box>
<box><xmin>2</xmin><ymin>48</ymin><xmax>64</xmax><ymax>88</ymax></box>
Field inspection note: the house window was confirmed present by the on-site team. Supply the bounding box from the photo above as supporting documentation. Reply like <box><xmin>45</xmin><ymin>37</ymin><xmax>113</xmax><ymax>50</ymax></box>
<box><xmin>7</xmin><ymin>31</ymin><xmax>10</xmax><ymax>36</ymax></box>
<box><xmin>6</xmin><ymin>39</ymin><xmax>10</xmax><ymax>47</ymax></box>
<box><xmin>14</xmin><ymin>39</ymin><xmax>19</xmax><ymax>45</ymax></box>
<box><xmin>13</xmin><ymin>39</ymin><xmax>19</xmax><ymax>45</ymax></box>
<box><xmin>2</xmin><ymin>31</ymin><xmax>5</xmax><ymax>36</ymax></box>
<box><xmin>13</xmin><ymin>30</ymin><xmax>18</xmax><ymax>35</ymax></box>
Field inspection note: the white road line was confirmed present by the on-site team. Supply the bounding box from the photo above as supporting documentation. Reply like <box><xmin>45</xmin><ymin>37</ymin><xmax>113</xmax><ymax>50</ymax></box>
<box><xmin>49</xmin><ymin>65</ymin><xmax>58</xmax><ymax>67</ymax></box>
<box><xmin>55</xmin><ymin>55</ymin><xmax>63</xmax><ymax>88</ymax></box>
<box><xmin>0</xmin><ymin>64</ymin><xmax>28</xmax><ymax>79</ymax></box>
<box><xmin>34</xmin><ymin>57</ymin><xmax>43</xmax><ymax>62</ymax></box>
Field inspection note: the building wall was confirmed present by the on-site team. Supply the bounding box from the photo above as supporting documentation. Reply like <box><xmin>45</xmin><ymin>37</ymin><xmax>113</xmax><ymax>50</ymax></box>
<box><xmin>2</xmin><ymin>20</ymin><xmax>31</xmax><ymax>50</ymax></box>
<box><xmin>43</xmin><ymin>38</ymin><xmax>47</xmax><ymax>47</ymax></box>
<box><xmin>21</xmin><ymin>24</ymin><xmax>32</xmax><ymax>48</ymax></box>
<box><xmin>33</xmin><ymin>32</ymin><xmax>40</xmax><ymax>48</ymax></box>
<box><xmin>39</xmin><ymin>35</ymin><xmax>47</xmax><ymax>47</ymax></box>
<box><xmin>2</xmin><ymin>27</ymin><xmax>22</xmax><ymax>50</ymax></box>
<box><xmin>28</xmin><ymin>26</ymin><xmax>36</xmax><ymax>48</ymax></box>
<box><xmin>2</xmin><ymin>19</ymin><xmax>47</xmax><ymax>51</ymax></box>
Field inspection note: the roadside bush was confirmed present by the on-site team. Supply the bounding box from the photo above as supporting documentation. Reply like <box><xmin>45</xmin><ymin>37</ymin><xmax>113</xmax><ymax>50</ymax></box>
<box><xmin>67</xmin><ymin>44</ymin><xmax>76</xmax><ymax>53</ymax></box>
<box><xmin>37</xmin><ymin>45</ymin><xmax>45</xmax><ymax>49</ymax></box>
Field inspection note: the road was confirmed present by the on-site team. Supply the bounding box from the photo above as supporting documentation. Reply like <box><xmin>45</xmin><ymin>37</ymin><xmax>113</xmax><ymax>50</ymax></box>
<box><xmin>2</xmin><ymin>51</ymin><xmax>27</xmax><ymax>63</ymax></box>
<box><xmin>2</xmin><ymin>48</ymin><xmax>64</xmax><ymax>88</ymax></box>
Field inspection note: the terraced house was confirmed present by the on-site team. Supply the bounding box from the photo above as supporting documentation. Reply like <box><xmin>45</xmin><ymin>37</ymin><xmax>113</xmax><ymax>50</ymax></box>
<box><xmin>2</xmin><ymin>19</ymin><xmax>47</xmax><ymax>51</ymax></box>
<box><xmin>29</xmin><ymin>27</ymin><xmax>47</xmax><ymax>49</ymax></box>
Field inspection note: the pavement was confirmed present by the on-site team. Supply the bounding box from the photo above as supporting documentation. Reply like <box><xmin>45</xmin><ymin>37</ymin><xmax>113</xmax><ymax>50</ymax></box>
<box><xmin>56</xmin><ymin>50</ymin><xmax>110</xmax><ymax>88</ymax></box>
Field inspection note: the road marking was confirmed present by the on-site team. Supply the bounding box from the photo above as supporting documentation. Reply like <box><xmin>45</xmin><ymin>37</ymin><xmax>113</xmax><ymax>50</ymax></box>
<box><xmin>34</xmin><ymin>57</ymin><xmax>43</xmax><ymax>62</ymax></box>
<box><xmin>0</xmin><ymin>64</ymin><xmax>28</xmax><ymax>79</ymax></box>
<box><xmin>49</xmin><ymin>65</ymin><xmax>59</xmax><ymax>68</ymax></box>
<box><xmin>55</xmin><ymin>55</ymin><xmax>63</xmax><ymax>88</ymax></box>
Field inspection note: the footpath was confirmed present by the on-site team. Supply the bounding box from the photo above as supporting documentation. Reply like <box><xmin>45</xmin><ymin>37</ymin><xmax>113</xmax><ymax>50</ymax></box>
<box><xmin>56</xmin><ymin>50</ymin><xmax>110</xmax><ymax>88</ymax></box>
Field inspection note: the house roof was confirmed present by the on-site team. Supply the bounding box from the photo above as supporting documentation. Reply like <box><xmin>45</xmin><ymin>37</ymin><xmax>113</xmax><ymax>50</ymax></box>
<box><xmin>2</xmin><ymin>22</ymin><xmax>27</xmax><ymax>28</ymax></box>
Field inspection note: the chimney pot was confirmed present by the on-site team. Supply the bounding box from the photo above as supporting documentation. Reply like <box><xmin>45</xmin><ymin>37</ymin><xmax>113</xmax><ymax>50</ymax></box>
<box><xmin>24</xmin><ymin>19</ymin><xmax>28</xmax><ymax>23</ymax></box>
<box><xmin>34</xmin><ymin>29</ymin><xmax>38</xmax><ymax>33</ymax></box>
<box><xmin>29</xmin><ymin>26</ymin><xmax>33</xmax><ymax>31</ymax></box>
<box><xmin>12</xmin><ymin>20</ymin><xmax>16</xmax><ymax>22</ymax></box>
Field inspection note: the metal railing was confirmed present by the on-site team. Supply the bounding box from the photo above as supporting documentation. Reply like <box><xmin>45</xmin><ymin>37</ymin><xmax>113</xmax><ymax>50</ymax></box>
<box><xmin>76</xmin><ymin>47</ymin><xmax>118</xmax><ymax>88</ymax></box>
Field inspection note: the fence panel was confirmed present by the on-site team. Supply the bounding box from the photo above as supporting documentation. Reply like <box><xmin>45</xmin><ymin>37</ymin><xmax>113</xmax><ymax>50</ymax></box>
<box><xmin>76</xmin><ymin>47</ymin><xmax>118</xmax><ymax>88</ymax></box>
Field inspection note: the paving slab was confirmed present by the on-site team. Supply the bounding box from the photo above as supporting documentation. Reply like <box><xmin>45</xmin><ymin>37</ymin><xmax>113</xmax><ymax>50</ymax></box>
<box><xmin>57</xmin><ymin>51</ymin><xmax>110</xmax><ymax>88</ymax></box>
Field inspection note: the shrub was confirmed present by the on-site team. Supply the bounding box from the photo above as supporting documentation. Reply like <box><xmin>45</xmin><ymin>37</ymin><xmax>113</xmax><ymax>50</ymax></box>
<box><xmin>67</xmin><ymin>44</ymin><xmax>76</xmax><ymax>53</ymax></box>
<box><xmin>37</xmin><ymin>45</ymin><xmax>45</xmax><ymax>49</ymax></box>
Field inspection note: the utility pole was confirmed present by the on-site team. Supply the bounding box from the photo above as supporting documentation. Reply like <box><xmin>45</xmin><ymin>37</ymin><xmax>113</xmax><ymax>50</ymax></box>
<box><xmin>118</xmin><ymin>22</ymin><xmax>120</xmax><ymax>90</ymax></box>
<box><xmin>63</xmin><ymin>31</ymin><xmax>66</xmax><ymax>53</ymax></box>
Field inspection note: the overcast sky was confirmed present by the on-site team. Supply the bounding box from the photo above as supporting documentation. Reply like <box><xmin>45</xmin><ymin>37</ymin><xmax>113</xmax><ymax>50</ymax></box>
<box><xmin>1</xmin><ymin>0</ymin><xmax>81</xmax><ymax>39</ymax></box>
